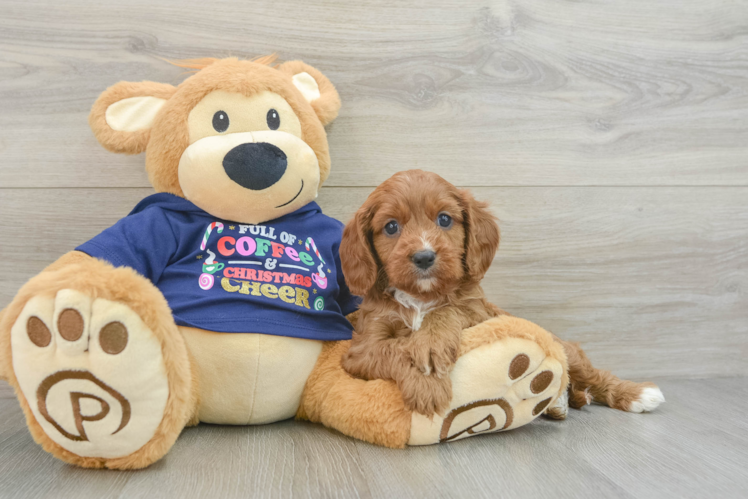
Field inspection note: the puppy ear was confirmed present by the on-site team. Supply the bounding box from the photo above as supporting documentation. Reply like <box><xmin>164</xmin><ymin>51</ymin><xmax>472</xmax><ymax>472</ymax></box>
<box><xmin>276</xmin><ymin>60</ymin><xmax>341</xmax><ymax>126</ymax></box>
<box><xmin>340</xmin><ymin>206</ymin><xmax>378</xmax><ymax>296</ymax></box>
<box><xmin>461</xmin><ymin>189</ymin><xmax>500</xmax><ymax>281</ymax></box>
<box><xmin>89</xmin><ymin>81</ymin><xmax>177</xmax><ymax>154</ymax></box>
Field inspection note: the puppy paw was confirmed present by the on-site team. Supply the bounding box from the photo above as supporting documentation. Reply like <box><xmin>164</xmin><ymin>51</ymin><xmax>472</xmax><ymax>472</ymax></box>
<box><xmin>568</xmin><ymin>386</ymin><xmax>593</xmax><ymax>409</ymax></box>
<box><xmin>341</xmin><ymin>350</ymin><xmax>373</xmax><ymax>381</ymax></box>
<box><xmin>544</xmin><ymin>389</ymin><xmax>569</xmax><ymax>420</ymax></box>
<box><xmin>405</xmin><ymin>339</ymin><xmax>433</xmax><ymax>376</ymax></box>
<box><xmin>406</xmin><ymin>337</ymin><xmax>457</xmax><ymax>379</ymax></box>
<box><xmin>398</xmin><ymin>372</ymin><xmax>452</xmax><ymax>418</ymax></box>
<box><xmin>340</xmin><ymin>350</ymin><xmax>358</xmax><ymax>375</ymax></box>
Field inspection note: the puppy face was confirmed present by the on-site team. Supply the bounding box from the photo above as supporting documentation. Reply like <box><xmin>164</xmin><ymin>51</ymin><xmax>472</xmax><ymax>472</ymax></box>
<box><xmin>341</xmin><ymin>170</ymin><xmax>500</xmax><ymax>299</ymax></box>
<box><xmin>369</xmin><ymin>177</ymin><xmax>466</xmax><ymax>297</ymax></box>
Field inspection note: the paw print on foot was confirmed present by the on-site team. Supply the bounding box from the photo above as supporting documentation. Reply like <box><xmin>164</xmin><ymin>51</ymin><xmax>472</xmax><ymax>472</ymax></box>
<box><xmin>10</xmin><ymin>290</ymin><xmax>169</xmax><ymax>459</ymax></box>
<box><xmin>408</xmin><ymin>336</ymin><xmax>564</xmax><ymax>445</ymax></box>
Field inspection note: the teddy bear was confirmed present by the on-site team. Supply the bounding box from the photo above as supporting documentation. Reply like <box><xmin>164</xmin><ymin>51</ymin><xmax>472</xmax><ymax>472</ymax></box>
<box><xmin>0</xmin><ymin>56</ymin><xmax>568</xmax><ymax>469</ymax></box>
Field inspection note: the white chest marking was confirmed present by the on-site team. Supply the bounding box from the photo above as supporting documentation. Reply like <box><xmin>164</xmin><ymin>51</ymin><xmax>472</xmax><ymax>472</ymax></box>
<box><xmin>390</xmin><ymin>288</ymin><xmax>437</xmax><ymax>331</ymax></box>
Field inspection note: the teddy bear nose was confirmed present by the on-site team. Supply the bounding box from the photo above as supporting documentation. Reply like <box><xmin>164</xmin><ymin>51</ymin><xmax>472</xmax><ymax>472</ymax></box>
<box><xmin>222</xmin><ymin>142</ymin><xmax>288</xmax><ymax>190</ymax></box>
<box><xmin>412</xmin><ymin>250</ymin><xmax>436</xmax><ymax>270</ymax></box>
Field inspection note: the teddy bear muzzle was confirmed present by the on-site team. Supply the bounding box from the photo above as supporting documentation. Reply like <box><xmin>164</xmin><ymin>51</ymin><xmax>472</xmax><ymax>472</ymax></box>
<box><xmin>178</xmin><ymin>130</ymin><xmax>320</xmax><ymax>224</ymax></box>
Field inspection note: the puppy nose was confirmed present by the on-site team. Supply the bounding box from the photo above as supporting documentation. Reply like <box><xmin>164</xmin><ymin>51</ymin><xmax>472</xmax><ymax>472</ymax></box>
<box><xmin>412</xmin><ymin>250</ymin><xmax>436</xmax><ymax>270</ymax></box>
<box><xmin>223</xmin><ymin>142</ymin><xmax>288</xmax><ymax>190</ymax></box>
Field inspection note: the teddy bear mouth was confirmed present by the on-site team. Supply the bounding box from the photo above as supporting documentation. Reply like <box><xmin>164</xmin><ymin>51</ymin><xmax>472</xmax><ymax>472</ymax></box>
<box><xmin>275</xmin><ymin>179</ymin><xmax>305</xmax><ymax>208</ymax></box>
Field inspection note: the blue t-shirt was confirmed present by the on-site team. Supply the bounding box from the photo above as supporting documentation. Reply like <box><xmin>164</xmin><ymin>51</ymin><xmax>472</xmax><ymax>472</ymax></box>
<box><xmin>77</xmin><ymin>193</ymin><xmax>359</xmax><ymax>341</ymax></box>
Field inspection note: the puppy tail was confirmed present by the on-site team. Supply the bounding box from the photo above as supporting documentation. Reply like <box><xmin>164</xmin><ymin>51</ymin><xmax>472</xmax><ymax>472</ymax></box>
<box><xmin>558</xmin><ymin>339</ymin><xmax>662</xmax><ymax>413</ymax></box>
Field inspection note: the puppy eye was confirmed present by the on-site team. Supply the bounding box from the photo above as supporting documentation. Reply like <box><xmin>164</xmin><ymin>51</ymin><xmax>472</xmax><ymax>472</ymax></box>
<box><xmin>437</xmin><ymin>213</ymin><xmax>453</xmax><ymax>229</ymax></box>
<box><xmin>384</xmin><ymin>220</ymin><xmax>400</xmax><ymax>236</ymax></box>
<box><xmin>267</xmin><ymin>109</ymin><xmax>280</xmax><ymax>130</ymax></box>
<box><xmin>212</xmin><ymin>111</ymin><xmax>229</xmax><ymax>133</ymax></box>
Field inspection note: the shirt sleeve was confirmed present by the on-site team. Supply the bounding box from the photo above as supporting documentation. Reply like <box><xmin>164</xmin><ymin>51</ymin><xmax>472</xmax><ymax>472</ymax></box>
<box><xmin>333</xmin><ymin>245</ymin><xmax>361</xmax><ymax>315</ymax></box>
<box><xmin>75</xmin><ymin>208</ymin><xmax>178</xmax><ymax>283</ymax></box>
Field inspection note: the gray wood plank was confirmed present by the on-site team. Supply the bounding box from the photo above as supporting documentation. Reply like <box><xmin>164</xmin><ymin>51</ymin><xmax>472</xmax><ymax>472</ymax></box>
<box><xmin>1</xmin><ymin>0</ymin><xmax>747</xmax><ymax>188</ymax></box>
<box><xmin>0</xmin><ymin>380</ymin><xmax>14</xmax><ymax>399</ymax></box>
<box><xmin>1</xmin><ymin>186</ymin><xmax>746</xmax><ymax>379</ymax></box>
<box><xmin>355</xmin><ymin>420</ymin><xmax>630</xmax><ymax>498</ymax></box>
<box><xmin>2</xmin><ymin>378</ymin><xmax>747</xmax><ymax>498</ymax></box>
<box><xmin>0</xmin><ymin>400</ymin><xmax>135</xmax><ymax>498</ymax></box>
<box><xmin>555</xmin><ymin>378</ymin><xmax>748</xmax><ymax>498</ymax></box>
<box><xmin>355</xmin><ymin>378</ymin><xmax>748</xmax><ymax>498</ymax></box>
<box><xmin>118</xmin><ymin>421</ymin><xmax>370</xmax><ymax>498</ymax></box>
<box><xmin>0</xmin><ymin>391</ymin><xmax>369</xmax><ymax>498</ymax></box>
<box><xmin>657</xmin><ymin>377</ymin><xmax>748</xmax><ymax>434</ymax></box>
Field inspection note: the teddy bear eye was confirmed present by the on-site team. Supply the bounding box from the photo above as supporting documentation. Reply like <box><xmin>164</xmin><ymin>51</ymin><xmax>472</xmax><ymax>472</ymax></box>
<box><xmin>267</xmin><ymin>109</ymin><xmax>280</xmax><ymax>130</ymax></box>
<box><xmin>212</xmin><ymin>111</ymin><xmax>229</xmax><ymax>133</ymax></box>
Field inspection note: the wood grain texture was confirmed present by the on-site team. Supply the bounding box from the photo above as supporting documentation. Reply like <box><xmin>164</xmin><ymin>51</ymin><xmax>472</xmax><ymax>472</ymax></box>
<box><xmin>120</xmin><ymin>422</ymin><xmax>370</xmax><ymax>498</ymax></box>
<box><xmin>568</xmin><ymin>377</ymin><xmax>748</xmax><ymax>498</ymax></box>
<box><xmin>1</xmin><ymin>186</ymin><xmax>746</xmax><ymax>379</ymax></box>
<box><xmin>1</xmin><ymin>0</ymin><xmax>746</xmax><ymax>381</ymax></box>
<box><xmin>0</xmin><ymin>381</ymin><xmax>14</xmax><ymax>399</ymax></box>
<box><xmin>357</xmin><ymin>392</ymin><xmax>748</xmax><ymax>500</ymax></box>
<box><xmin>0</xmin><ymin>395</ymin><xmax>136</xmax><ymax>498</ymax></box>
<box><xmin>1</xmin><ymin>377</ymin><xmax>747</xmax><ymax>498</ymax></box>
<box><xmin>1</xmin><ymin>0</ymin><xmax>747</xmax><ymax>496</ymax></box>
<box><xmin>0</xmin><ymin>0</ymin><xmax>747</xmax><ymax>188</ymax></box>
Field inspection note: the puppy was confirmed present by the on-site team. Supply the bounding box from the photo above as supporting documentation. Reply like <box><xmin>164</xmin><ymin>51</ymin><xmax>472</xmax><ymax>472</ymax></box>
<box><xmin>340</xmin><ymin>170</ymin><xmax>504</xmax><ymax>416</ymax></box>
<box><xmin>340</xmin><ymin>169</ymin><xmax>664</xmax><ymax>418</ymax></box>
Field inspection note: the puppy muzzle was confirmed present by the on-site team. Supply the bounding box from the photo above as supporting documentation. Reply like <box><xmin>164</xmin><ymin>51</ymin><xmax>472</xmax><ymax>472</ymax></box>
<box><xmin>412</xmin><ymin>250</ymin><xmax>436</xmax><ymax>270</ymax></box>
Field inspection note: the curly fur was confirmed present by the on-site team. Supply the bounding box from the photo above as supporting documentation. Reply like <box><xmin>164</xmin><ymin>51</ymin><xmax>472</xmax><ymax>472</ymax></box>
<box><xmin>558</xmin><ymin>339</ymin><xmax>660</xmax><ymax>412</ymax></box>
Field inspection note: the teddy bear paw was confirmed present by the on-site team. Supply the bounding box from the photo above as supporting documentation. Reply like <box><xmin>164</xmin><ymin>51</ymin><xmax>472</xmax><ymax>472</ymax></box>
<box><xmin>408</xmin><ymin>336</ymin><xmax>565</xmax><ymax>445</ymax></box>
<box><xmin>10</xmin><ymin>289</ymin><xmax>169</xmax><ymax>460</ymax></box>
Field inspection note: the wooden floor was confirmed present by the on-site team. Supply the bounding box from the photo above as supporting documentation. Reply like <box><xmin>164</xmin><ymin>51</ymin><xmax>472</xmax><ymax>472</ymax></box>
<box><xmin>1</xmin><ymin>377</ymin><xmax>746</xmax><ymax>498</ymax></box>
<box><xmin>1</xmin><ymin>0</ymin><xmax>747</xmax><ymax>497</ymax></box>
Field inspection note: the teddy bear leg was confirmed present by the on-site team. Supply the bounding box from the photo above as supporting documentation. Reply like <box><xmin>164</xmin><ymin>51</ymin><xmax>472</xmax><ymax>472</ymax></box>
<box><xmin>298</xmin><ymin>315</ymin><xmax>568</xmax><ymax>447</ymax></box>
<box><xmin>408</xmin><ymin>315</ymin><xmax>568</xmax><ymax>444</ymax></box>
<box><xmin>297</xmin><ymin>340</ymin><xmax>412</xmax><ymax>448</ymax></box>
<box><xmin>0</xmin><ymin>254</ymin><xmax>196</xmax><ymax>469</ymax></box>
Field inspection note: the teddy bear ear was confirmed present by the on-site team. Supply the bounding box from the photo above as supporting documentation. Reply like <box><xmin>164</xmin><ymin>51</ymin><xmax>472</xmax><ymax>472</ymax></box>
<box><xmin>276</xmin><ymin>61</ymin><xmax>341</xmax><ymax>126</ymax></box>
<box><xmin>89</xmin><ymin>81</ymin><xmax>177</xmax><ymax>154</ymax></box>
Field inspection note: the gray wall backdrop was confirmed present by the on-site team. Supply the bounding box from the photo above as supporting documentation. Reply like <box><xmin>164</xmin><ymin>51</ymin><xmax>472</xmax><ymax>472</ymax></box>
<box><xmin>1</xmin><ymin>0</ymin><xmax>746</xmax><ymax>380</ymax></box>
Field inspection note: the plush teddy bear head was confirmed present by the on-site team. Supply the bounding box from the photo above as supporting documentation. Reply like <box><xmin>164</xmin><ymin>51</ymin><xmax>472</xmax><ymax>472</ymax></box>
<box><xmin>89</xmin><ymin>56</ymin><xmax>340</xmax><ymax>224</ymax></box>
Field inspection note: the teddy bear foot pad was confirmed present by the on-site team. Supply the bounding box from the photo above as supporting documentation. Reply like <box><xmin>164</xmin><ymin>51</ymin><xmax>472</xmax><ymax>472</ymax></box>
<box><xmin>10</xmin><ymin>289</ymin><xmax>169</xmax><ymax>459</ymax></box>
<box><xmin>409</xmin><ymin>336</ymin><xmax>564</xmax><ymax>445</ymax></box>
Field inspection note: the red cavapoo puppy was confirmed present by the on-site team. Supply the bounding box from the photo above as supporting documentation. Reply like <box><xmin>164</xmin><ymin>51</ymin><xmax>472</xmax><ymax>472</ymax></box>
<box><xmin>340</xmin><ymin>170</ymin><xmax>664</xmax><ymax>418</ymax></box>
